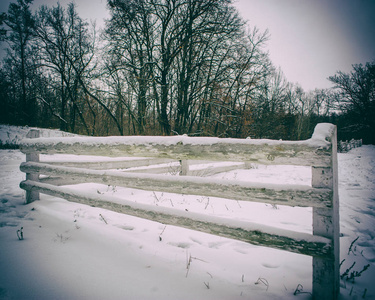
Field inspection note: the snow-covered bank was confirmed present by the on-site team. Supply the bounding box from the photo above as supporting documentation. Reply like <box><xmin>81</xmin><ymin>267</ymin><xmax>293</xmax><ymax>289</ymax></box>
<box><xmin>0</xmin><ymin>126</ymin><xmax>374</xmax><ymax>299</ymax></box>
<box><xmin>0</xmin><ymin>125</ymin><xmax>78</xmax><ymax>148</ymax></box>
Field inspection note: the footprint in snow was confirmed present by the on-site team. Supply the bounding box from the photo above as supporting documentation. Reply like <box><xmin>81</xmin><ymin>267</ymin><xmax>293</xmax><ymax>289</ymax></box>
<box><xmin>261</xmin><ymin>262</ymin><xmax>280</xmax><ymax>269</ymax></box>
<box><xmin>168</xmin><ymin>242</ymin><xmax>192</xmax><ymax>249</ymax></box>
<box><xmin>117</xmin><ymin>225</ymin><xmax>134</xmax><ymax>231</ymax></box>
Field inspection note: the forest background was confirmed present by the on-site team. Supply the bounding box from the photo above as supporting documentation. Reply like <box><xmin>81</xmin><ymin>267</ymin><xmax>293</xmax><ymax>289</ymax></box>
<box><xmin>0</xmin><ymin>0</ymin><xmax>374</xmax><ymax>144</ymax></box>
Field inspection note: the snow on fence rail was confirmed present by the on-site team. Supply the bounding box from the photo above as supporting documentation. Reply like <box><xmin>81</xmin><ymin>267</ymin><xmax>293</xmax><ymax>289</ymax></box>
<box><xmin>19</xmin><ymin>123</ymin><xmax>340</xmax><ymax>299</ymax></box>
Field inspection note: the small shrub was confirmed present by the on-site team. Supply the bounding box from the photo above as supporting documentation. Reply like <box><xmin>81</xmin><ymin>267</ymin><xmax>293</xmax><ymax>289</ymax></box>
<box><xmin>0</xmin><ymin>140</ymin><xmax>19</xmax><ymax>149</ymax></box>
<box><xmin>17</xmin><ymin>227</ymin><xmax>24</xmax><ymax>240</ymax></box>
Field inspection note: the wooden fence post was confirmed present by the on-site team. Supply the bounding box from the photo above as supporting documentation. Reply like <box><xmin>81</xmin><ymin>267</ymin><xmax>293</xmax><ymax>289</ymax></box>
<box><xmin>311</xmin><ymin>125</ymin><xmax>339</xmax><ymax>299</ymax></box>
<box><xmin>25</xmin><ymin>129</ymin><xmax>40</xmax><ymax>203</ymax></box>
<box><xmin>180</xmin><ymin>160</ymin><xmax>189</xmax><ymax>176</ymax></box>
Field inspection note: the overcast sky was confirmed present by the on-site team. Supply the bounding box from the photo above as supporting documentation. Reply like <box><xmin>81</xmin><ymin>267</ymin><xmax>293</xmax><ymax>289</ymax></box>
<box><xmin>1</xmin><ymin>0</ymin><xmax>374</xmax><ymax>91</ymax></box>
<box><xmin>234</xmin><ymin>0</ymin><xmax>375</xmax><ymax>90</ymax></box>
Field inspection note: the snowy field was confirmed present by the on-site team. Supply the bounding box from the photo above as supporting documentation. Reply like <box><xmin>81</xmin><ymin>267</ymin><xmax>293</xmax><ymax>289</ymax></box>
<box><xmin>0</xmin><ymin>125</ymin><xmax>374</xmax><ymax>299</ymax></box>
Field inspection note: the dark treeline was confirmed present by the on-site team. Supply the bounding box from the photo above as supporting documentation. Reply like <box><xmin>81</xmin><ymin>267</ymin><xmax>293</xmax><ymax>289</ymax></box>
<box><xmin>0</xmin><ymin>0</ymin><xmax>374</xmax><ymax>143</ymax></box>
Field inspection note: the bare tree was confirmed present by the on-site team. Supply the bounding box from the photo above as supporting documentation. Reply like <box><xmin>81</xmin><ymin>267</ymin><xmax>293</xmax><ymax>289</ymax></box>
<box><xmin>329</xmin><ymin>62</ymin><xmax>375</xmax><ymax>144</ymax></box>
<box><xmin>2</xmin><ymin>0</ymin><xmax>36</xmax><ymax>124</ymax></box>
<box><xmin>105</xmin><ymin>0</ymin><xmax>156</xmax><ymax>134</ymax></box>
<box><xmin>34</xmin><ymin>2</ymin><xmax>101</xmax><ymax>134</ymax></box>
<box><xmin>0</xmin><ymin>12</ymin><xmax>7</xmax><ymax>40</ymax></box>
<box><xmin>105</xmin><ymin>0</ymin><xmax>270</xmax><ymax>136</ymax></box>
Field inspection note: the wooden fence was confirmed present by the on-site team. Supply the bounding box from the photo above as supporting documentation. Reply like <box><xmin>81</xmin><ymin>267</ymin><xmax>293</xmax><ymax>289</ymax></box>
<box><xmin>19</xmin><ymin>123</ymin><xmax>340</xmax><ymax>299</ymax></box>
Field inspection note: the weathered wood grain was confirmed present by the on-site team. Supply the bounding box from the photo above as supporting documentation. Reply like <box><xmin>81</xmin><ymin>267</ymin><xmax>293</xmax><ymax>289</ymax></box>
<box><xmin>21</xmin><ymin>161</ymin><xmax>332</xmax><ymax>208</ymax></box>
<box><xmin>20</xmin><ymin>180</ymin><xmax>332</xmax><ymax>257</ymax></box>
<box><xmin>20</xmin><ymin>136</ymin><xmax>332</xmax><ymax>167</ymax></box>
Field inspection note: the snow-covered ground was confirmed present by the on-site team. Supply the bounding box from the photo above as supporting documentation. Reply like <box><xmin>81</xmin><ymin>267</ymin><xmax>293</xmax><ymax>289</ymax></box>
<box><xmin>0</xmin><ymin>125</ymin><xmax>374</xmax><ymax>299</ymax></box>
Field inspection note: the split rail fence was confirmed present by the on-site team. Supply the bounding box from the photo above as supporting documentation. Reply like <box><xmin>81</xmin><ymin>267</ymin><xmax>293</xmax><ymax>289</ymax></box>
<box><xmin>19</xmin><ymin>123</ymin><xmax>340</xmax><ymax>299</ymax></box>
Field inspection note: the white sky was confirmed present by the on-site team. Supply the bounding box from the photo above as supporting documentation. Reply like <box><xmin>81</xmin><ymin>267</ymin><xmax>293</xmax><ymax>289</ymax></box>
<box><xmin>1</xmin><ymin>0</ymin><xmax>374</xmax><ymax>91</ymax></box>
<box><xmin>234</xmin><ymin>0</ymin><xmax>375</xmax><ymax>91</ymax></box>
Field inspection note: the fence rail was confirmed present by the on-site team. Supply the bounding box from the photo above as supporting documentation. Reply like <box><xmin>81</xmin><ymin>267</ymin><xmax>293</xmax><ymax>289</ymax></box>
<box><xmin>19</xmin><ymin>123</ymin><xmax>340</xmax><ymax>299</ymax></box>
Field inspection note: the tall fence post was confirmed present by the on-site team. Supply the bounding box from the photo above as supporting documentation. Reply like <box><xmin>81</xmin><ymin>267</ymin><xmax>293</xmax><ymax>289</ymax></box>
<box><xmin>311</xmin><ymin>125</ymin><xmax>339</xmax><ymax>299</ymax></box>
<box><xmin>25</xmin><ymin>129</ymin><xmax>40</xmax><ymax>203</ymax></box>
